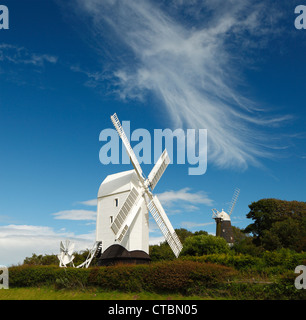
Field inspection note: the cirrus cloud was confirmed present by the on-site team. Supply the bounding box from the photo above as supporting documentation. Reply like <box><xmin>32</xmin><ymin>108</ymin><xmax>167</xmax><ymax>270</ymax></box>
<box><xmin>71</xmin><ymin>0</ymin><xmax>291</xmax><ymax>170</ymax></box>
<box><xmin>52</xmin><ymin>209</ymin><xmax>96</xmax><ymax>221</ymax></box>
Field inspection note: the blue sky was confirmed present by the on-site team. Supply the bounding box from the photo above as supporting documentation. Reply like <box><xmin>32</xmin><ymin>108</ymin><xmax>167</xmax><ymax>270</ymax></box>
<box><xmin>0</xmin><ymin>0</ymin><xmax>305</xmax><ymax>266</ymax></box>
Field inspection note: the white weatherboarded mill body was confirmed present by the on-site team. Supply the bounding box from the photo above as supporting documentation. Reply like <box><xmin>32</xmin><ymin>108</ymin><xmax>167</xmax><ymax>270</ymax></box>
<box><xmin>96</xmin><ymin>170</ymin><xmax>149</xmax><ymax>254</ymax></box>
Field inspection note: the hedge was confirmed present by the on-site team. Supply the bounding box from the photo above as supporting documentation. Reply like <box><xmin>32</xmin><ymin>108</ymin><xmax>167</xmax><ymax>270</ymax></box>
<box><xmin>181</xmin><ymin>249</ymin><xmax>306</xmax><ymax>274</ymax></box>
<box><xmin>9</xmin><ymin>260</ymin><xmax>236</xmax><ymax>295</ymax></box>
<box><xmin>8</xmin><ymin>260</ymin><xmax>305</xmax><ymax>299</ymax></box>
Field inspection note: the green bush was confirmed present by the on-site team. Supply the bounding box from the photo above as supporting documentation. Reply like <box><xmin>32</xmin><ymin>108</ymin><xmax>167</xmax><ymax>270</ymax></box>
<box><xmin>142</xmin><ymin>260</ymin><xmax>236</xmax><ymax>294</ymax></box>
<box><xmin>261</xmin><ymin>248</ymin><xmax>305</xmax><ymax>269</ymax></box>
<box><xmin>180</xmin><ymin>235</ymin><xmax>230</xmax><ymax>256</ymax></box>
<box><xmin>8</xmin><ymin>259</ymin><xmax>305</xmax><ymax>299</ymax></box>
<box><xmin>181</xmin><ymin>249</ymin><xmax>306</xmax><ymax>275</ymax></box>
<box><xmin>182</xmin><ymin>253</ymin><xmax>262</xmax><ymax>271</ymax></box>
<box><xmin>9</xmin><ymin>261</ymin><xmax>236</xmax><ymax>295</ymax></box>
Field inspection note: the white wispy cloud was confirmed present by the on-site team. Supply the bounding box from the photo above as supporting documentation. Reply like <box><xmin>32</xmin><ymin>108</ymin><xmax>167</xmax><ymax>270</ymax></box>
<box><xmin>149</xmin><ymin>236</ymin><xmax>165</xmax><ymax>245</ymax></box>
<box><xmin>52</xmin><ymin>209</ymin><xmax>96</xmax><ymax>221</ymax></box>
<box><xmin>77</xmin><ymin>199</ymin><xmax>97</xmax><ymax>206</ymax></box>
<box><xmin>73</xmin><ymin>0</ymin><xmax>290</xmax><ymax>170</ymax></box>
<box><xmin>157</xmin><ymin>187</ymin><xmax>213</xmax><ymax>210</ymax></box>
<box><xmin>0</xmin><ymin>44</ymin><xmax>58</xmax><ymax>66</ymax></box>
<box><xmin>180</xmin><ymin>221</ymin><xmax>214</xmax><ymax>229</ymax></box>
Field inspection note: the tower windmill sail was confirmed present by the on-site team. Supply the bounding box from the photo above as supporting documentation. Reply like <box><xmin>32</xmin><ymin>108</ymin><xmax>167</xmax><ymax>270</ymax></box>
<box><xmin>96</xmin><ymin>113</ymin><xmax>183</xmax><ymax>262</ymax></box>
<box><xmin>228</xmin><ymin>188</ymin><xmax>240</xmax><ymax>216</ymax></box>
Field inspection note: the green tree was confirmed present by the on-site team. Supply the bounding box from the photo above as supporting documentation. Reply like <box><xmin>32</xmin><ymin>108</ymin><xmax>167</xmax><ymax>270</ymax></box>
<box><xmin>175</xmin><ymin>228</ymin><xmax>194</xmax><ymax>243</ymax></box>
<box><xmin>149</xmin><ymin>229</ymin><xmax>210</xmax><ymax>261</ymax></box>
<box><xmin>149</xmin><ymin>242</ymin><xmax>175</xmax><ymax>261</ymax></box>
<box><xmin>180</xmin><ymin>234</ymin><xmax>230</xmax><ymax>256</ymax></box>
<box><xmin>23</xmin><ymin>253</ymin><xmax>58</xmax><ymax>266</ymax></box>
<box><xmin>244</xmin><ymin>198</ymin><xmax>306</xmax><ymax>251</ymax></box>
<box><xmin>261</xmin><ymin>218</ymin><xmax>303</xmax><ymax>251</ymax></box>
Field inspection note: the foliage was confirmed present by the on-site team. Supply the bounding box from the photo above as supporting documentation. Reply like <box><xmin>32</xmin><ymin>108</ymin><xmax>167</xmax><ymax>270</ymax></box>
<box><xmin>180</xmin><ymin>234</ymin><xmax>230</xmax><ymax>256</ymax></box>
<box><xmin>149</xmin><ymin>242</ymin><xmax>175</xmax><ymax>261</ymax></box>
<box><xmin>17</xmin><ymin>200</ymin><xmax>306</xmax><ymax>300</ymax></box>
<box><xmin>149</xmin><ymin>228</ymin><xmax>208</xmax><ymax>261</ymax></box>
<box><xmin>244</xmin><ymin>198</ymin><xmax>306</xmax><ymax>251</ymax></box>
<box><xmin>9</xmin><ymin>261</ymin><xmax>236</xmax><ymax>295</ymax></box>
<box><xmin>182</xmin><ymin>249</ymin><xmax>306</xmax><ymax>275</ymax></box>
<box><xmin>8</xmin><ymin>259</ymin><xmax>306</xmax><ymax>299</ymax></box>
<box><xmin>23</xmin><ymin>253</ymin><xmax>58</xmax><ymax>266</ymax></box>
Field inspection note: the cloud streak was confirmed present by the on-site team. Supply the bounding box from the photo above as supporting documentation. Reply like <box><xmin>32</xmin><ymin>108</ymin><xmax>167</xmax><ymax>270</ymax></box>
<box><xmin>52</xmin><ymin>209</ymin><xmax>96</xmax><ymax>221</ymax></box>
<box><xmin>180</xmin><ymin>221</ymin><xmax>214</xmax><ymax>229</ymax></box>
<box><xmin>0</xmin><ymin>44</ymin><xmax>58</xmax><ymax>66</ymax></box>
<box><xmin>158</xmin><ymin>187</ymin><xmax>213</xmax><ymax>210</ymax></box>
<box><xmin>73</xmin><ymin>0</ymin><xmax>290</xmax><ymax>169</ymax></box>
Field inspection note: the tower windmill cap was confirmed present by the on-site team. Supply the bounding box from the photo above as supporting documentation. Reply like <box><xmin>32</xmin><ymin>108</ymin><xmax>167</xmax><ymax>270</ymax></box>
<box><xmin>219</xmin><ymin>209</ymin><xmax>231</xmax><ymax>221</ymax></box>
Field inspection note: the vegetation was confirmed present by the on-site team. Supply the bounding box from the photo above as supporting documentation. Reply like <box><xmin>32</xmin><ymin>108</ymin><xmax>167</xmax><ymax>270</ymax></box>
<box><xmin>9</xmin><ymin>261</ymin><xmax>236</xmax><ymax>294</ymax></box>
<box><xmin>0</xmin><ymin>287</ymin><xmax>213</xmax><ymax>300</ymax></box>
<box><xmin>244</xmin><ymin>198</ymin><xmax>306</xmax><ymax>251</ymax></box>
<box><xmin>8</xmin><ymin>198</ymin><xmax>306</xmax><ymax>300</ymax></box>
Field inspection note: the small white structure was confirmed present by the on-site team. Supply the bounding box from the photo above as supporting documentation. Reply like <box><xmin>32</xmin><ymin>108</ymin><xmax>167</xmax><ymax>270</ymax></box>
<box><xmin>96</xmin><ymin>170</ymin><xmax>149</xmax><ymax>254</ymax></box>
<box><xmin>58</xmin><ymin>240</ymin><xmax>75</xmax><ymax>267</ymax></box>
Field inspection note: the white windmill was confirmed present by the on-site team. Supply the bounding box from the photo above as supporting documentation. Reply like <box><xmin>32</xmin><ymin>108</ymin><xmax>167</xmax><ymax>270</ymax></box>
<box><xmin>57</xmin><ymin>239</ymin><xmax>102</xmax><ymax>268</ymax></box>
<box><xmin>96</xmin><ymin>113</ymin><xmax>183</xmax><ymax>265</ymax></box>
<box><xmin>212</xmin><ymin>188</ymin><xmax>240</xmax><ymax>245</ymax></box>
<box><xmin>58</xmin><ymin>240</ymin><xmax>75</xmax><ymax>267</ymax></box>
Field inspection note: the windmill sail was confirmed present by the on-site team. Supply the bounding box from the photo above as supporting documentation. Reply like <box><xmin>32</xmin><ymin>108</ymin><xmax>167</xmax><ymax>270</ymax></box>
<box><xmin>148</xmin><ymin>195</ymin><xmax>183</xmax><ymax>258</ymax></box>
<box><xmin>116</xmin><ymin>197</ymin><xmax>145</xmax><ymax>242</ymax></box>
<box><xmin>111</xmin><ymin>113</ymin><xmax>144</xmax><ymax>182</ymax></box>
<box><xmin>148</xmin><ymin>149</ymin><xmax>170</xmax><ymax>191</ymax></box>
<box><xmin>111</xmin><ymin>187</ymin><xmax>140</xmax><ymax>235</ymax></box>
<box><xmin>228</xmin><ymin>188</ymin><xmax>240</xmax><ymax>216</ymax></box>
<box><xmin>58</xmin><ymin>240</ymin><xmax>75</xmax><ymax>267</ymax></box>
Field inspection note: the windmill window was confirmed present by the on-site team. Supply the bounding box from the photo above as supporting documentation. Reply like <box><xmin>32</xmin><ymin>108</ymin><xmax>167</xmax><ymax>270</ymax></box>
<box><xmin>110</xmin><ymin>216</ymin><xmax>113</xmax><ymax>224</ymax></box>
<box><xmin>114</xmin><ymin>198</ymin><xmax>119</xmax><ymax>207</ymax></box>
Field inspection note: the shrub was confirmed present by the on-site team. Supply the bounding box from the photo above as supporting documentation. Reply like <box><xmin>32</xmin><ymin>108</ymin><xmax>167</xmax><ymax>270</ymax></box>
<box><xmin>9</xmin><ymin>265</ymin><xmax>59</xmax><ymax>287</ymax></box>
<box><xmin>180</xmin><ymin>235</ymin><xmax>230</xmax><ymax>256</ymax></box>
<box><xmin>9</xmin><ymin>260</ymin><xmax>237</xmax><ymax>295</ymax></box>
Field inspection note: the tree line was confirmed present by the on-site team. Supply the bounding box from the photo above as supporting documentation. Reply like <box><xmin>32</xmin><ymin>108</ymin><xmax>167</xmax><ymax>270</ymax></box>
<box><xmin>22</xmin><ymin>198</ymin><xmax>306</xmax><ymax>265</ymax></box>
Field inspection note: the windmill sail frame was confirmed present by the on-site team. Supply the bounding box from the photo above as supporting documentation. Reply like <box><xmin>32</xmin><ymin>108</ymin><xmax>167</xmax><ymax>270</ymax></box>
<box><xmin>109</xmin><ymin>113</ymin><xmax>183</xmax><ymax>258</ymax></box>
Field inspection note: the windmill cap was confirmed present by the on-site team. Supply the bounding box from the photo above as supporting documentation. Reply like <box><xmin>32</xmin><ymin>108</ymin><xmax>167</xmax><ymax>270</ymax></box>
<box><xmin>98</xmin><ymin>170</ymin><xmax>139</xmax><ymax>198</ymax></box>
<box><xmin>214</xmin><ymin>209</ymin><xmax>231</xmax><ymax>221</ymax></box>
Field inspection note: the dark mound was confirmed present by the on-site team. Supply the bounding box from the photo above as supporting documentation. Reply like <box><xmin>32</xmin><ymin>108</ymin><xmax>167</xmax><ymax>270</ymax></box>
<box><xmin>98</xmin><ymin>244</ymin><xmax>151</xmax><ymax>266</ymax></box>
